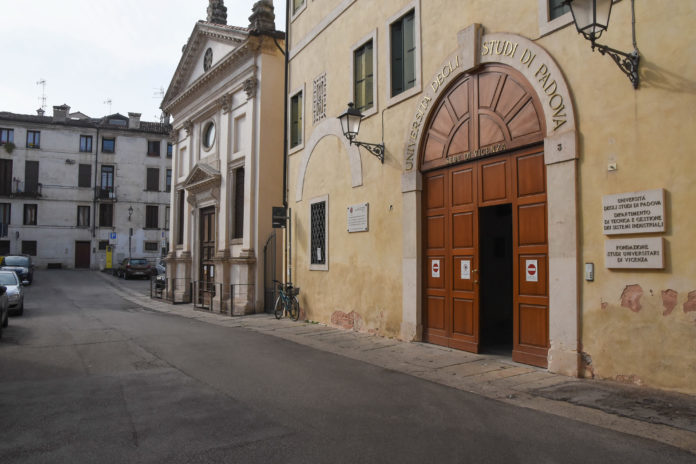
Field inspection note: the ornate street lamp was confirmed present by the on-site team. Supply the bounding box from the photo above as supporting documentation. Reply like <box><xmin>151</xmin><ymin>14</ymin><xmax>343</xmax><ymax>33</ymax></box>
<box><xmin>565</xmin><ymin>0</ymin><xmax>640</xmax><ymax>89</ymax></box>
<box><xmin>338</xmin><ymin>103</ymin><xmax>385</xmax><ymax>163</ymax></box>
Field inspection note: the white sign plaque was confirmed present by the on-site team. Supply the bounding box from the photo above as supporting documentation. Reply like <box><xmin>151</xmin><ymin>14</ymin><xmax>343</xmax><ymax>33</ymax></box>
<box><xmin>605</xmin><ymin>237</ymin><xmax>664</xmax><ymax>269</ymax></box>
<box><xmin>525</xmin><ymin>259</ymin><xmax>538</xmax><ymax>282</ymax></box>
<box><xmin>461</xmin><ymin>259</ymin><xmax>471</xmax><ymax>280</ymax></box>
<box><xmin>347</xmin><ymin>203</ymin><xmax>369</xmax><ymax>233</ymax></box>
<box><xmin>603</xmin><ymin>189</ymin><xmax>665</xmax><ymax>235</ymax></box>
<box><xmin>431</xmin><ymin>259</ymin><xmax>441</xmax><ymax>278</ymax></box>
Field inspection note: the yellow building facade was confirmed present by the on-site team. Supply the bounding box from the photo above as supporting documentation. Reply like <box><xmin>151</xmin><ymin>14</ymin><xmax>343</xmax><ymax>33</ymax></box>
<box><xmin>285</xmin><ymin>0</ymin><xmax>696</xmax><ymax>393</ymax></box>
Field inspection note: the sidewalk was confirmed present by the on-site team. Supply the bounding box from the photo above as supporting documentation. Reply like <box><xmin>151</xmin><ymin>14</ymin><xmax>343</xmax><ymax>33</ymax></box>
<box><xmin>98</xmin><ymin>272</ymin><xmax>696</xmax><ymax>454</ymax></box>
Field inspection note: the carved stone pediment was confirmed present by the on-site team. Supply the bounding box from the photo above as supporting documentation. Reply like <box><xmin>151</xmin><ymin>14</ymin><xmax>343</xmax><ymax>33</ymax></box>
<box><xmin>183</xmin><ymin>162</ymin><xmax>222</xmax><ymax>195</ymax></box>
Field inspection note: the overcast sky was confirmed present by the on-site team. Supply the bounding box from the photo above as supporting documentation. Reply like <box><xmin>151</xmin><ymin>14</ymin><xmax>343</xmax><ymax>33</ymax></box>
<box><xmin>0</xmin><ymin>0</ymin><xmax>286</xmax><ymax>122</ymax></box>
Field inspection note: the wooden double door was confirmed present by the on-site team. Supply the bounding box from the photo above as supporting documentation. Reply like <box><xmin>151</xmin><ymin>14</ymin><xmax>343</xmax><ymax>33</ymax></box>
<box><xmin>199</xmin><ymin>206</ymin><xmax>216</xmax><ymax>305</ymax></box>
<box><xmin>423</xmin><ymin>147</ymin><xmax>549</xmax><ymax>367</ymax></box>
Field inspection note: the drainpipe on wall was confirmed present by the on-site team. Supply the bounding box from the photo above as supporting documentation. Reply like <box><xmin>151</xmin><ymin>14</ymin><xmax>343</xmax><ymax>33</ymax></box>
<box><xmin>283</xmin><ymin>0</ymin><xmax>291</xmax><ymax>285</ymax></box>
<box><xmin>92</xmin><ymin>127</ymin><xmax>100</xmax><ymax>240</ymax></box>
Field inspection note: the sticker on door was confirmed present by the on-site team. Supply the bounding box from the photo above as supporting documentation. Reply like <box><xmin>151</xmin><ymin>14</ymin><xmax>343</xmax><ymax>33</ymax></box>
<box><xmin>431</xmin><ymin>259</ymin><xmax>440</xmax><ymax>278</ymax></box>
<box><xmin>526</xmin><ymin>259</ymin><xmax>538</xmax><ymax>282</ymax></box>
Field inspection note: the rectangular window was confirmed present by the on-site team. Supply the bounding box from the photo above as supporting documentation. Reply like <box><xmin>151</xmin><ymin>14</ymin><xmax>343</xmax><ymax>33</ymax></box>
<box><xmin>144</xmin><ymin>241</ymin><xmax>159</xmax><ymax>252</ymax></box>
<box><xmin>147</xmin><ymin>140</ymin><xmax>160</xmax><ymax>157</ymax></box>
<box><xmin>167</xmin><ymin>142</ymin><xmax>173</xmax><ymax>158</ymax></box>
<box><xmin>309</xmin><ymin>197</ymin><xmax>327</xmax><ymax>269</ymax></box>
<box><xmin>98</xmin><ymin>240</ymin><xmax>108</xmax><ymax>250</ymax></box>
<box><xmin>290</xmin><ymin>91</ymin><xmax>303</xmax><ymax>148</ymax></box>
<box><xmin>146</xmin><ymin>205</ymin><xmax>158</xmax><ymax>229</ymax></box>
<box><xmin>78</xmin><ymin>164</ymin><xmax>91</xmax><ymax>188</ymax></box>
<box><xmin>233</xmin><ymin>167</ymin><xmax>245</xmax><ymax>239</ymax></box>
<box><xmin>390</xmin><ymin>10</ymin><xmax>416</xmax><ymax>97</ymax></box>
<box><xmin>99</xmin><ymin>203</ymin><xmax>113</xmax><ymax>227</ymax></box>
<box><xmin>26</xmin><ymin>130</ymin><xmax>40</xmax><ymax>149</ymax></box>
<box><xmin>164</xmin><ymin>206</ymin><xmax>170</xmax><ymax>230</ymax></box>
<box><xmin>21</xmin><ymin>240</ymin><xmax>37</xmax><ymax>256</ymax></box>
<box><xmin>102</xmin><ymin>137</ymin><xmax>115</xmax><ymax>153</ymax></box>
<box><xmin>77</xmin><ymin>205</ymin><xmax>90</xmax><ymax>227</ymax></box>
<box><xmin>293</xmin><ymin>0</ymin><xmax>304</xmax><ymax>13</ymax></box>
<box><xmin>23</xmin><ymin>204</ymin><xmax>37</xmax><ymax>225</ymax></box>
<box><xmin>80</xmin><ymin>135</ymin><xmax>93</xmax><ymax>153</ymax></box>
<box><xmin>549</xmin><ymin>0</ymin><xmax>570</xmax><ymax>20</ymax></box>
<box><xmin>0</xmin><ymin>159</ymin><xmax>11</xmax><ymax>196</ymax></box>
<box><xmin>177</xmin><ymin>190</ymin><xmax>184</xmax><ymax>245</ymax></box>
<box><xmin>25</xmin><ymin>161</ymin><xmax>39</xmax><ymax>194</ymax></box>
<box><xmin>354</xmin><ymin>40</ymin><xmax>374</xmax><ymax>113</ymax></box>
<box><xmin>0</xmin><ymin>240</ymin><xmax>9</xmax><ymax>255</ymax></box>
<box><xmin>0</xmin><ymin>203</ymin><xmax>10</xmax><ymax>229</ymax></box>
<box><xmin>166</xmin><ymin>169</ymin><xmax>172</xmax><ymax>192</ymax></box>
<box><xmin>0</xmin><ymin>128</ymin><xmax>14</xmax><ymax>145</ymax></box>
<box><xmin>100</xmin><ymin>165</ymin><xmax>114</xmax><ymax>198</ymax></box>
<box><xmin>146</xmin><ymin>168</ymin><xmax>160</xmax><ymax>191</ymax></box>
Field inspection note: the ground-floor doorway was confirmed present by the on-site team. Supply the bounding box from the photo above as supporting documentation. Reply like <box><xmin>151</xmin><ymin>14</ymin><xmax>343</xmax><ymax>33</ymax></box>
<box><xmin>422</xmin><ymin>147</ymin><xmax>549</xmax><ymax>367</ymax></box>
<box><xmin>75</xmin><ymin>241</ymin><xmax>90</xmax><ymax>269</ymax></box>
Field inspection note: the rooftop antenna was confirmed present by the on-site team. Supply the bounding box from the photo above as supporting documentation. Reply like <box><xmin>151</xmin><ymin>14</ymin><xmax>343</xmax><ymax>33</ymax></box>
<box><xmin>153</xmin><ymin>86</ymin><xmax>164</xmax><ymax>99</ymax></box>
<box><xmin>103</xmin><ymin>98</ymin><xmax>112</xmax><ymax>114</ymax></box>
<box><xmin>36</xmin><ymin>78</ymin><xmax>47</xmax><ymax>111</ymax></box>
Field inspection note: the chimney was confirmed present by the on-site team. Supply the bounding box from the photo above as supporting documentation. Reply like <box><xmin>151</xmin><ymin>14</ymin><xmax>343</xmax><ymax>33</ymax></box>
<box><xmin>248</xmin><ymin>0</ymin><xmax>276</xmax><ymax>34</ymax></box>
<box><xmin>128</xmin><ymin>112</ymin><xmax>141</xmax><ymax>129</ymax></box>
<box><xmin>37</xmin><ymin>108</ymin><xmax>45</xmax><ymax>117</ymax></box>
<box><xmin>207</xmin><ymin>0</ymin><xmax>227</xmax><ymax>25</ymax></box>
<box><xmin>52</xmin><ymin>104</ymin><xmax>70</xmax><ymax>122</ymax></box>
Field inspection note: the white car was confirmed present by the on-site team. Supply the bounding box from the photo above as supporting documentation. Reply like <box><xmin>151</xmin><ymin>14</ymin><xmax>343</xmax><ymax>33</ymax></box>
<box><xmin>0</xmin><ymin>270</ymin><xmax>24</xmax><ymax>316</ymax></box>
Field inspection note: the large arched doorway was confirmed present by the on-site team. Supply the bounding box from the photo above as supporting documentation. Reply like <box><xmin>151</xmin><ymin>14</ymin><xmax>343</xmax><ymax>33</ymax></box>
<box><xmin>421</xmin><ymin>64</ymin><xmax>549</xmax><ymax>367</ymax></box>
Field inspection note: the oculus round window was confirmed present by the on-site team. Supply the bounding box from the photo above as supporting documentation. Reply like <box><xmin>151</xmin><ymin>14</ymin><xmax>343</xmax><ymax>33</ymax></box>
<box><xmin>203</xmin><ymin>122</ymin><xmax>216</xmax><ymax>149</ymax></box>
<box><xmin>203</xmin><ymin>48</ymin><xmax>213</xmax><ymax>71</ymax></box>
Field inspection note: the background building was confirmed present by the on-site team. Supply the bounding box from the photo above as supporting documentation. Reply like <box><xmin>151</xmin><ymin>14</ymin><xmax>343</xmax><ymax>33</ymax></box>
<box><xmin>161</xmin><ymin>0</ymin><xmax>285</xmax><ymax>314</ymax></box>
<box><xmin>0</xmin><ymin>105</ymin><xmax>172</xmax><ymax>269</ymax></box>
<box><xmin>285</xmin><ymin>0</ymin><xmax>696</xmax><ymax>393</ymax></box>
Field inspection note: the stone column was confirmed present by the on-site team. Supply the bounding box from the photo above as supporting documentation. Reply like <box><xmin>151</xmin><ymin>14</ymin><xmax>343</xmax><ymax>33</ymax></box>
<box><xmin>401</xmin><ymin>170</ymin><xmax>423</xmax><ymax>341</ymax></box>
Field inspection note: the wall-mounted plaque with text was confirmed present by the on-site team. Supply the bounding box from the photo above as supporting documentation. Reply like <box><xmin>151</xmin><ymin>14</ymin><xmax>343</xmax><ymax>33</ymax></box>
<box><xmin>605</xmin><ymin>237</ymin><xmax>664</xmax><ymax>269</ymax></box>
<box><xmin>602</xmin><ymin>189</ymin><xmax>665</xmax><ymax>235</ymax></box>
<box><xmin>347</xmin><ymin>203</ymin><xmax>369</xmax><ymax>233</ymax></box>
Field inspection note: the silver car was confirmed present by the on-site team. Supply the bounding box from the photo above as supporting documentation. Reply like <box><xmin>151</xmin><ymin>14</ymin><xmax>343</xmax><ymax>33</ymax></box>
<box><xmin>0</xmin><ymin>270</ymin><xmax>24</xmax><ymax>316</ymax></box>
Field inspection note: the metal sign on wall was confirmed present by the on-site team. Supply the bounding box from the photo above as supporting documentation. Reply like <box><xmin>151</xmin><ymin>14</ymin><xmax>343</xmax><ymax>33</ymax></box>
<box><xmin>602</xmin><ymin>189</ymin><xmax>665</xmax><ymax>235</ymax></box>
<box><xmin>347</xmin><ymin>203</ymin><xmax>369</xmax><ymax>233</ymax></box>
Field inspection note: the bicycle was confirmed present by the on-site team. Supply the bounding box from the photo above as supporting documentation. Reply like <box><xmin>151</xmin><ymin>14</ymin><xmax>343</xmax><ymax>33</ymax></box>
<box><xmin>273</xmin><ymin>279</ymin><xmax>300</xmax><ymax>321</ymax></box>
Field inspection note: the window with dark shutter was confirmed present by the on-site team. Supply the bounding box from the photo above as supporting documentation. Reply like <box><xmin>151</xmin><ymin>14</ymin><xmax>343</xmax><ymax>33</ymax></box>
<box><xmin>21</xmin><ymin>240</ymin><xmax>37</xmax><ymax>256</ymax></box>
<box><xmin>77</xmin><ymin>205</ymin><xmax>90</xmax><ymax>227</ymax></box>
<box><xmin>146</xmin><ymin>168</ymin><xmax>159</xmax><ymax>191</ymax></box>
<box><xmin>233</xmin><ymin>168</ymin><xmax>245</xmax><ymax>239</ymax></box>
<box><xmin>0</xmin><ymin>160</ymin><xmax>11</xmax><ymax>196</ymax></box>
<box><xmin>146</xmin><ymin>205</ymin><xmax>158</xmax><ymax>229</ymax></box>
<box><xmin>390</xmin><ymin>10</ymin><xmax>416</xmax><ymax>97</ymax></box>
<box><xmin>99</xmin><ymin>203</ymin><xmax>113</xmax><ymax>227</ymax></box>
<box><xmin>23</xmin><ymin>204</ymin><xmax>37</xmax><ymax>225</ymax></box>
<box><xmin>25</xmin><ymin>161</ymin><xmax>39</xmax><ymax>194</ymax></box>
<box><xmin>147</xmin><ymin>140</ymin><xmax>160</xmax><ymax>157</ymax></box>
<box><xmin>549</xmin><ymin>0</ymin><xmax>570</xmax><ymax>20</ymax></box>
<box><xmin>290</xmin><ymin>92</ymin><xmax>303</xmax><ymax>148</ymax></box>
<box><xmin>78</xmin><ymin>164</ymin><xmax>91</xmax><ymax>188</ymax></box>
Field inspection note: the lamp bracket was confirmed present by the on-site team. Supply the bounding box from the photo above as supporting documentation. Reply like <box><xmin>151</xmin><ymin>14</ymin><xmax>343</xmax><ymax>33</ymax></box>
<box><xmin>351</xmin><ymin>140</ymin><xmax>385</xmax><ymax>163</ymax></box>
<box><xmin>591</xmin><ymin>41</ymin><xmax>640</xmax><ymax>89</ymax></box>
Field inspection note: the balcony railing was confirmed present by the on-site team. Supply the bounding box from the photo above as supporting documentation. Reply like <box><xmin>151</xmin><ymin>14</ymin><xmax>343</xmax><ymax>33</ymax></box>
<box><xmin>97</xmin><ymin>187</ymin><xmax>117</xmax><ymax>201</ymax></box>
<box><xmin>0</xmin><ymin>179</ymin><xmax>42</xmax><ymax>199</ymax></box>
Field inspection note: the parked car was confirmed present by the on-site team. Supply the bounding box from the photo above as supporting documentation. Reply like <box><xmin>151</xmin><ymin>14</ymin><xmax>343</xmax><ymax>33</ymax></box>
<box><xmin>0</xmin><ymin>270</ymin><xmax>24</xmax><ymax>316</ymax></box>
<box><xmin>116</xmin><ymin>258</ymin><xmax>152</xmax><ymax>280</ymax></box>
<box><xmin>0</xmin><ymin>283</ymin><xmax>8</xmax><ymax>339</ymax></box>
<box><xmin>0</xmin><ymin>255</ymin><xmax>34</xmax><ymax>284</ymax></box>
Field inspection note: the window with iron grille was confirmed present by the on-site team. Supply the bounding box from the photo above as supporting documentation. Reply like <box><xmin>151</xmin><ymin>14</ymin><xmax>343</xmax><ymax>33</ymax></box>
<box><xmin>26</xmin><ymin>131</ymin><xmax>40</xmax><ymax>149</ymax></box>
<box><xmin>21</xmin><ymin>240</ymin><xmax>37</xmax><ymax>256</ymax></box>
<box><xmin>77</xmin><ymin>205</ymin><xmax>90</xmax><ymax>227</ymax></box>
<box><xmin>146</xmin><ymin>205</ymin><xmax>158</xmax><ymax>229</ymax></box>
<box><xmin>98</xmin><ymin>240</ymin><xmax>108</xmax><ymax>250</ymax></box>
<box><xmin>78</xmin><ymin>164</ymin><xmax>91</xmax><ymax>188</ymax></box>
<box><xmin>312</xmin><ymin>73</ymin><xmax>326</xmax><ymax>124</ymax></box>
<box><xmin>147</xmin><ymin>140</ymin><xmax>160</xmax><ymax>157</ymax></box>
<box><xmin>23</xmin><ymin>204</ymin><xmax>37</xmax><ymax>225</ymax></box>
<box><xmin>146</xmin><ymin>168</ymin><xmax>159</xmax><ymax>191</ymax></box>
<box><xmin>309</xmin><ymin>197</ymin><xmax>327</xmax><ymax>269</ymax></box>
<box><xmin>0</xmin><ymin>240</ymin><xmax>9</xmax><ymax>255</ymax></box>
<box><xmin>80</xmin><ymin>135</ymin><xmax>93</xmax><ymax>153</ymax></box>
<box><xmin>144</xmin><ymin>241</ymin><xmax>159</xmax><ymax>252</ymax></box>
<box><xmin>99</xmin><ymin>203</ymin><xmax>113</xmax><ymax>227</ymax></box>
<box><xmin>233</xmin><ymin>167</ymin><xmax>244</xmax><ymax>239</ymax></box>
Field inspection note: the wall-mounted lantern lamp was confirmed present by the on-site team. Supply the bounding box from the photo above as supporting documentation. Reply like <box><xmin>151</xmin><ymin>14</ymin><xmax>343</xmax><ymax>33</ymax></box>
<box><xmin>338</xmin><ymin>103</ymin><xmax>385</xmax><ymax>163</ymax></box>
<box><xmin>128</xmin><ymin>205</ymin><xmax>133</xmax><ymax>221</ymax></box>
<box><xmin>565</xmin><ymin>0</ymin><xmax>639</xmax><ymax>88</ymax></box>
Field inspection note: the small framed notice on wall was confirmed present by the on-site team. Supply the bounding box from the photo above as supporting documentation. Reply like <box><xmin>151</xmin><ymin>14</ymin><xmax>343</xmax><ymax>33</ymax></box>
<box><xmin>347</xmin><ymin>203</ymin><xmax>369</xmax><ymax>233</ymax></box>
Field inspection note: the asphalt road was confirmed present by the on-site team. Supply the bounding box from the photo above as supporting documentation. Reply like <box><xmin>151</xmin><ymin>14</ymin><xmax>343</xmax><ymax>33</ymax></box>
<box><xmin>0</xmin><ymin>270</ymin><xmax>693</xmax><ymax>463</ymax></box>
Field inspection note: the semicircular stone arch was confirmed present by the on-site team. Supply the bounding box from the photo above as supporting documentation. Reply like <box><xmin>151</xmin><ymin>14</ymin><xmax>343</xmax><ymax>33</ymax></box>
<box><xmin>295</xmin><ymin>118</ymin><xmax>362</xmax><ymax>202</ymax></box>
<box><xmin>420</xmin><ymin>64</ymin><xmax>545</xmax><ymax>172</ymax></box>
